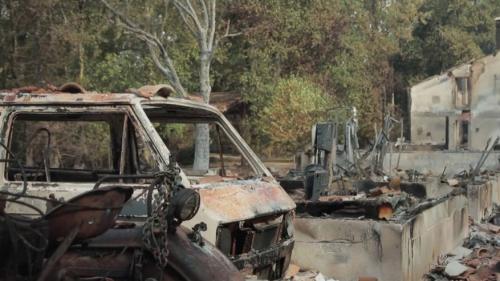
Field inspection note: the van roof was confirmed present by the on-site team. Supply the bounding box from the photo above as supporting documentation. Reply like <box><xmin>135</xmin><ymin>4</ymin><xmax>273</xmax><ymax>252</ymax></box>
<box><xmin>0</xmin><ymin>87</ymin><xmax>219</xmax><ymax>113</ymax></box>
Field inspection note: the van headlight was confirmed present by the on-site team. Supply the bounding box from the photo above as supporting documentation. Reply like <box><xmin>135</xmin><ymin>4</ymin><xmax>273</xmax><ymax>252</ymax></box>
<box><xmin>171</xmin><ymin>188</ymin><xmax>200</xmax><ymax>222</ymax></box>
<box><xmin>283</xmin><ymin>212</ymin><xmax>294</xmax><ymax>239</ymax></box>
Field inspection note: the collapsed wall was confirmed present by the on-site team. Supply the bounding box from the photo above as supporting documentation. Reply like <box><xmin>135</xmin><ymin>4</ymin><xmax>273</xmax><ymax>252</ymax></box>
<box><xmin>384</xmin><ymin>150</ymin><xmax>500</xmax><ymax>220</ymax></box>
<box><xmin>285</xmin><ymin>146</ymin><xmax>500</xmax><ymax>280</ymax></box>
<box><xmin>291</xmin><ymin>191</ymin><xmax>468</xmax><ymax>281</ymax></box>
<box><xmin>383</xmin><ymin>150</ymin><xmax>500</xmax><ymax>177</ymax></box>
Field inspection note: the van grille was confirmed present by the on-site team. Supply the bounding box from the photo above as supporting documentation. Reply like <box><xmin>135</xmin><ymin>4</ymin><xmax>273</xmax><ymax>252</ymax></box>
<box><xmin>216</xmin><ymin>214</ymin><xmax>285</xmax><ymax>256</ymax></box>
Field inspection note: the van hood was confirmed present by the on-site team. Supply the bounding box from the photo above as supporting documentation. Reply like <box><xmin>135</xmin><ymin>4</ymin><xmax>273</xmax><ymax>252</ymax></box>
<box><xmin>191</xmin><ymin>179</ymin><xmax>296</xmax><ymax>223</ymax></box>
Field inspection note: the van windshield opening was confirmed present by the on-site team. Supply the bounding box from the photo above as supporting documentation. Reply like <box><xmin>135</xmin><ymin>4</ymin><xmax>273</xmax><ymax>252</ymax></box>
<box><xmin>142</xmin><ymin>104</ymin><xmax>258</xmax><ymax>181</ymax></box>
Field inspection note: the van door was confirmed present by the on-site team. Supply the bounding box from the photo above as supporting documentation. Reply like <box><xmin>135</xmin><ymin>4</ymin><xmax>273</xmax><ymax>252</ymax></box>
<box><xmin>0</xmin><ymin>106</ymin><xmax>159</xmax><ymax>217</ymax></box>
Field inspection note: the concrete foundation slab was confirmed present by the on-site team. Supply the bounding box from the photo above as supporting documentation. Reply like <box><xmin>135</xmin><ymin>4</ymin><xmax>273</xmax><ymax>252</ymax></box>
<box><xmin>291</xmin><ymin>195</ymin><xmax>468</xmax><ymax>281</ymax></box>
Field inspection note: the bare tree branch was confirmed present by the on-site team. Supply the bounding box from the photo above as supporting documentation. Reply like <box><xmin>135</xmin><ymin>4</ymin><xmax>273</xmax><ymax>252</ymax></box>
<box><xmin>222</xmin><ymin>19</ymin><xmax>242</xmax><ymax>38</ymax></box>
<box><xmin>101</xmin><ymin>0</ymin><xmax>162</xmax><ymax>50</ymax></box>
<box><xmin>185</xmin><ymin>0</ymin><xmax>201</xmax><ymax>28</ymax></box>
<box><xmin>100</xmin><ymin>0</ymin><xmax>240</xmax><ymax>99</ymax></box>
<box><xmin>172</xmin><ymin>0</ymin><xmax>203</xmax><ymax>39</ymax></box>
<box><xmin>212</xmin><ymin>19</ymin><xmax>242</xmax><ymax>58</ymax></box>
<box><xmin>147</xmin><ymin>44</ymin><xmax>175</xmax><ymax>80</ymax></box>
<box><xmin>208</xmin><ymin>0</ymin><xmax>216</xmax><ymax>48</ymax></box>
<box><xmin>99</xmin><ymin>0</ymin><xmax>187</xmax><ymax>97</ymax></box>
<box><xmin>176</xmin><ymin>6</ymin><xmax>199</xmax><ymax>36</ymax></box>
<box><xmin>198</xmin><ymin>0</ymin><xmax>209</xmax><ymax>31</ymax></box>
<box><xmin>159</xmin><ymin>0</ymin><xmax>171</xmax><ymax>36</ymax></box>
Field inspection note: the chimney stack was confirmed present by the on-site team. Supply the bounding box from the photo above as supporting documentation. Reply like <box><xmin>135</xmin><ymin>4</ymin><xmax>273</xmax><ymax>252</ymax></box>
<box><xmin>496</xmin><ymin>17</ymin><xmax>500</xmax><ymax>51</ymax></box>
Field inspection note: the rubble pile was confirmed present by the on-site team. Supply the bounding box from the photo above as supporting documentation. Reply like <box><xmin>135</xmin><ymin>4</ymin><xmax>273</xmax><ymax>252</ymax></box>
<box><xmin>283</xmin><ymin>266</ymin><xmax>381</xmax><ymax>281</ymax></box>
<box><xmin>425</xmin><ymin>218</ymin><xmax>500</xmax><ymax>281</ymax></box>
<box><xmin>292</xmin><ymin>173</ymin><xmax>456</xmax><ymax>223</ymax></box>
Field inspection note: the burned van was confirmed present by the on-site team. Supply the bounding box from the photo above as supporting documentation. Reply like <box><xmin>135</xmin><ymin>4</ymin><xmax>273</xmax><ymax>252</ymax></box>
<box><xmin>0</xmin><ymin>84</ymin><xmax>295</xmax><ymax>280</ymax></box>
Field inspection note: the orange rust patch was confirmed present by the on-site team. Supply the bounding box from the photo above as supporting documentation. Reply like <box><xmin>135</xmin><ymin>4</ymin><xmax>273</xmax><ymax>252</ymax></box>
<box><xmin>196</xmin><ymin>181</ymin><xmax>295</xmax><ymax>222</ymax></box>
<box><xmin>377</xmin><ymin>203</ymin><xmax>393</xmax><ymax>220</ymax></box>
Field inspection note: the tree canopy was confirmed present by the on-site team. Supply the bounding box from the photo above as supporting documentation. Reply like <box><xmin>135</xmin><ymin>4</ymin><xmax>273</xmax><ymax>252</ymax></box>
<box><xmin>1</xmin><ymin>0</ymin><xmax>499</xmax><ymax>156</ymax></box>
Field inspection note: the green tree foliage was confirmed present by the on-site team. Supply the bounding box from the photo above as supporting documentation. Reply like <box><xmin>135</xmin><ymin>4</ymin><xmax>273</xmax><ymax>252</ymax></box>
<box><xmin>1</xmin><ymin>0</ymin><xmax>500</xmax><ymax>156</ymax></box>
<box><xmin>0</xmin><ymin>0</ymin><xmax>106</xmax><ymax>87</ymax></box>
<box><xmin>220</xmin><ymin>0</ymin><xmax>422</xmax><ymax>150</ymax></box>
<box><xmin>259</xmin><ymin>76</ymin><xmax>331</xmax><ymax>154</ymax></box>
<box><xmin>86</xmin><ymin>51</ymin><xmax>163</xmax><ymax>92</ymax></box>
<box><xmin>0</xmin><ymin>0</ymin><xmax>200</xmax><ymax>92</ymax></box>
<box><xmin>396</xmin><ymin>0</ymin><xmax>500</xmax><ymax>83</ymax></box>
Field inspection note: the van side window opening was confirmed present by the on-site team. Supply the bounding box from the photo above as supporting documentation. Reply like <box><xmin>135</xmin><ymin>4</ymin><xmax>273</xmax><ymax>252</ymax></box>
<box><xmin>6</xmin><ymin>112</ymin><xmax>158</xmax><ymax>182</ymax></box>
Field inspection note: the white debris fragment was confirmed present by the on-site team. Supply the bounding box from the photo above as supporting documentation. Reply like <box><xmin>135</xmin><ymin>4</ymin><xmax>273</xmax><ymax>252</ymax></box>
<box><xmin>449</xmin><ymin>246</ymin><xmax>472</xmax><ymax>260</ymax></box>
<box><xmin>315</xmin><ymin>273</ymin><xmax>326</xmax><ymax>281</ymax></box>
<box><xmin>287</xmin><ymin>270</ymin><xmax>340</xmax><ymax>281</ymax></box>
<box><xmin>244</xmin><ymin>275</ymin><xmax>266</xmax><ymax>281</ymax></box>
<box><xmin>447</xmin><ymin>178</ymin><xmax>460</xmax><ymax>187</ymax></box>
<box><xmin>314</xmin><ymin>272</ymin><xmax>339</xmax><ymax>281</ymax></box>
<box><xmin>444</xmin><ymin>260</ymin><xmax>468</xmax><ymax>277</ymax></box>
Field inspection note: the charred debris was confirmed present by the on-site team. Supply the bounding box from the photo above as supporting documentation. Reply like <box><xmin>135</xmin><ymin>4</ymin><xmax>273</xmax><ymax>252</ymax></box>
<box><xmin>425</xmin><ymin>212</ymin><xmax>500</xmax><ymax>281</ymax></box>
<box><xmin>278</xmin><ymin>109</ymin><xmax>500</xmax><ymax>280</ymax></box>
<box><xmin>278</xmin><ymin>110</ymin><xmax>498</xmax><ymax>224</ymax></box>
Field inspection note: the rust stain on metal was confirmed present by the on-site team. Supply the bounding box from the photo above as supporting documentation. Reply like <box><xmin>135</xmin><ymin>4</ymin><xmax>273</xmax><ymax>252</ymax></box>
<box><xmin>44</xmin><ymin>186</ymin><xmax>133</xmax><ymax>241</ymax></box>
<box><xmin>196</xmin><ymin>181</ymin><xmax>295</xmax><ymax>222</ymax></box>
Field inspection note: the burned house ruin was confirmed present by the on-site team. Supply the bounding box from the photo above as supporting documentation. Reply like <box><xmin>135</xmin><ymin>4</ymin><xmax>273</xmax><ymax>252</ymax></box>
<box><xmin>410</xmin><ymin>18</ymin><xmax>500</xmax><ymax>151</ymax></box>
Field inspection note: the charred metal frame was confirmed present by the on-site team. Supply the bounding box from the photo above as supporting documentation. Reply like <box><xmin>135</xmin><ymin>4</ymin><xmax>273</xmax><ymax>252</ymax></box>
<box><xmin>215</xmin><ymin>212</ymin><xmax>295</xmax><ymax>279</ymax></box>
<box><xmin>0</xmin><ymin>90</ymin><xmax>295</xmax><ymax>280</ymax></box>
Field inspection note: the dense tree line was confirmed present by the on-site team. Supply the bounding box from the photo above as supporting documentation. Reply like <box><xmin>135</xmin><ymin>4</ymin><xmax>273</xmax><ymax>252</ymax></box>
<box><xmin>1</xmin><ymin>0</ymin><xmax>499</xmax><ymax>156</ymax></box>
